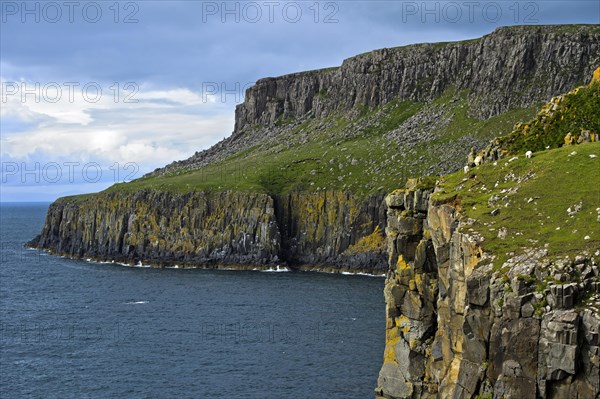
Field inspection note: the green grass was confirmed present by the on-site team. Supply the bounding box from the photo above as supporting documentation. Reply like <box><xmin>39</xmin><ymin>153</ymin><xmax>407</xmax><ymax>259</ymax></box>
<box><xmin>361</xmin><ymin>100</ymin><xmax>424</xmax><ymax>137</ymax></box>
<box><xmin>433</xmin><ymin>142</ymin><xmax>600</xmax><ymax>267</ymax></box>
<box><xmin>427</xmin><ymin>76</ymin><xmax>600</xmax><ymax>269</ymax></box>
<box><xmin>55</xmin><ymin>192</ymin><xmax>97</xmax><ymax>204</ymax></box>
<box><xmin>432</xmin><ymin>90</ymin><xmax>539</xmax><ymax>144</ymax></box>
<box><xmin>413</xmin><ymin>90</ymin><xmax>539</xmax><ymax>155</ymax></box>
<box><xmin>104</xmin><ymin>99</ymin><xmax>425</xmax><ymax>197</ymax></box>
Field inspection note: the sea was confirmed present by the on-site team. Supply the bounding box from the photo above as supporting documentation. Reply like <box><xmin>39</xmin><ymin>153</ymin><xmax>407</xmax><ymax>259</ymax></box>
<box><xmin>0</xmin><ymin>203</ymin><xmax>385</xmax><ymax>399</ymax></box>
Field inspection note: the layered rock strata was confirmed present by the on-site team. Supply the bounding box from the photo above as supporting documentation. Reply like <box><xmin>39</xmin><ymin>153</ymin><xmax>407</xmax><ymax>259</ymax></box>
<box><xmin>376</xmin><ymin>181</ymin><xmax>600</xmax><ymax>398</ymax></box>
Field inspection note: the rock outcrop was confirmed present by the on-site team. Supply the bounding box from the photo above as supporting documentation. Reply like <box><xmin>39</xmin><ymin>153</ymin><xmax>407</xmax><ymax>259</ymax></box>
<box><xmin>29</xmin><ymin>191</ymin><xmax>281</xmax><ymax>267</ymax></box>
<box><xmin>376</xmin><ymin>180</ymin><xmax>600</xmax><ymax>398</ymax></box>
<box><xmin>29</xmin><ymin>190</ymin><xmax>387</xmax><ymax>272</ymax></box>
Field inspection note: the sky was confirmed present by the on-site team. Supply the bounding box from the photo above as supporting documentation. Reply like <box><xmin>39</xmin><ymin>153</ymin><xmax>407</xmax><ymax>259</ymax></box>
<box><xmin>1</xmin><ymin>0</ymin><xmax>599</xmax><ymax>201</ymax></box>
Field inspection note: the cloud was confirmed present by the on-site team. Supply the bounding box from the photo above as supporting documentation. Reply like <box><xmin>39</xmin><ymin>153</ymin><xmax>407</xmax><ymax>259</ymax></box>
<box><xmin>1</xmin><ymin>77</ymin><xmax>234</xmax><ymax>174</ymax></box>
<box><xmin>0</xmin><ymin>84</ymin><xmax>234</xmax><ymax>201</ymax></box>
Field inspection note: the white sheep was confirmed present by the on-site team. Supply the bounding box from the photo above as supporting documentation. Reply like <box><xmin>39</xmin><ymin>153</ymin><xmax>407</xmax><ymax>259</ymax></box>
<box><xmin>474</xmin><ymin>155</ymin><xmax>483</xmax><ymax>166</ymax></box>
<box><xmin>525</xmin><ymin>151</ymin><xmax>533</xmax><ymax>159</ymax></box>
<box><xmin>464</xmin><ymin>165</ymin><xmax>469</xmax><ymax>173</ymax></box>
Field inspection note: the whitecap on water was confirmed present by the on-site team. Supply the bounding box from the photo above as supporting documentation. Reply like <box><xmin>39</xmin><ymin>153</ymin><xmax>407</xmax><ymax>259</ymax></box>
<box><xmin>260</xmin><ymin>265</ymin><xmax>290</xmax><ymax>272</ymax></box>
<box><xmin>340</xmin><ymin>271</ymin><xmax>385</xmax><ymax>277</ymax></box>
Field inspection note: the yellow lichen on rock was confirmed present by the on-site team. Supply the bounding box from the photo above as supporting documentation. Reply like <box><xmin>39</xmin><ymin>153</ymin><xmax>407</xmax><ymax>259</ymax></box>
<box><xmin>344</xmin><ymin>225</ymin><xmax>386</xmax><ymax>254</ymax></box>
<box><xmin>564</xmin><ymin>132</ymin><xmax>574</xmax><ymax>145</ymax></box>
<box><xmin>383</xmin><ymin>328</ymin><xmax>401</xmax><ymax>364</ymax></box>
<box><xmin>592</xmin><ymin>66</ymin><xmax>600</xmax><ymax>84</ymax></box>
<box><xmin>396</xmin><ymin>315</ymin><xmax>411</xmax><ymax>335</ymax></box>
<box><xmin>396</xmin><ymin>255</ymin><xmax>411</xmax><ymax>271</ymax></box>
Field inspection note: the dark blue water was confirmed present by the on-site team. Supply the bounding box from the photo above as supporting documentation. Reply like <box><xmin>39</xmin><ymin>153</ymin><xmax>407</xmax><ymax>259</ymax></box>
<box><xmin>0</xmin><ymin>203</ymin><xmax>385</xmax><ymax>399</ymax></box>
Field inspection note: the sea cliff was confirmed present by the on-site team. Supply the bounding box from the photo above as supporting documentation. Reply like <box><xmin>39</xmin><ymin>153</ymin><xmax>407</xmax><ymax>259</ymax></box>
<box><xmin>29</xmin><ymin>190</ymin><xmax>387</xmax><ymax>272</ymax></box>
<box><xmin>377</xmin><ymin>173</ymin><xmax>599</xmax><ymax>398</ymax></box>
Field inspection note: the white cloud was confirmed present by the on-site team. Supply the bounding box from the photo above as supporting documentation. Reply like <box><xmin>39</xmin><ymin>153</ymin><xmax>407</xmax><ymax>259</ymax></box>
<box><xmin>1</xmin><ymin>77</ymin><xmax>235</xmax><ymax>174</ymax></box>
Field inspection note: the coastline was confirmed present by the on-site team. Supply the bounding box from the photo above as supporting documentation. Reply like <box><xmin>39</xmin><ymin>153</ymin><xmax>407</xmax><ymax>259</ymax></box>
<box><xmin>26</xmin><ymin>245</ymin><xmax>386</xmax><ymax>277</ymax></box>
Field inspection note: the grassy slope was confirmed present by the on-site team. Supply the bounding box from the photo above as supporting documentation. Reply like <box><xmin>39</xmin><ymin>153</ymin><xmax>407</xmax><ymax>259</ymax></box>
<box><xmin>103</xmin><ymin>89</ymin><xmax>538</xmax><ymax>199</ymax></box>
<box><xmin>434</xmin><ymin>141</ymin><xmax>600</xmax><ymax>267</ymax></box>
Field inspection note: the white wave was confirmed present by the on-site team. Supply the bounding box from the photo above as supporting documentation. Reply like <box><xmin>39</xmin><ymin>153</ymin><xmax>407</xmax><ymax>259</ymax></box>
<box><xmin>260</xmin><ymin>265</ymin><xmax>290</xmax><ymax>273</ymax></box>
<box><xmin>116</xmin><ymin>261</ymin><xmax>133</xmax><ymax>267</ymax></box>
<box><xmin>340</xmin><ymin>271</ymin><xmax>385</xmax><ymax>277</ymax></box>
<box><xmin>85</xmin><ymin>258</ymin><xmax>127</xmax><ymax>266</ymax></box>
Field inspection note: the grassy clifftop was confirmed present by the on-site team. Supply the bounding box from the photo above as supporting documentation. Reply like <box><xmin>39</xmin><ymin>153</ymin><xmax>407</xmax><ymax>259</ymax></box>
<box><xmin>434</xmin><ymin>142</ymin><xmax>599</xmax><ymax>266</ymax></box>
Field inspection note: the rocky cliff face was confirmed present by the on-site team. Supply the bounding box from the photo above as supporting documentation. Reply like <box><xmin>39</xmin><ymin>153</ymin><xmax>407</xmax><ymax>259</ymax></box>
<box><xmin>30</xmin><ymin>190</ymin><xmax>387</xmax><ymax>272</ymax></box>
<box><xmin>30</xmin><ymin>191</ymin><xmax>281</xmax><ymax>267</ymax></box>
<box><xmin>235</xmin><ymin>25</ymin><xmax>599</xmax><ymax>132</ymax></box>
<box><xmin>376</xmin><ymin>181</ymin><xmax>600</xmax><ymax>398</ymax></box>
<box><xmin>31</xmin><ymin>25</ymin><xmax>600</xmax><ymax>275</ymax></box>
<box><xmin>275</xmin><ymin>191</ymin><xmax>386</xmax><ymax>270</ymax></box>
<box><xmin>154</xmin><ymin>25</ymin><xmax>600</xmax><ymax>175</ymax></box>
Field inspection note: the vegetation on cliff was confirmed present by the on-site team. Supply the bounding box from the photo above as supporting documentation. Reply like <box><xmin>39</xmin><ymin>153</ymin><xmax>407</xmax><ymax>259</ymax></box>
<box><xmin>434</xmin><ymin>71</ymin><xmax>600</xmax><ymax>266</ymax></box>
<box><xmin>494</xmin><ymin>75</ymin><xmax>600</xmax><ymax>155</ymax></box>
<box><xmin>129</xmin><ymin>25</ymin><xmax>599</xmax><ymax>198</ymax></box>
<box><xmin>107</xmin><ymin>92</ymin><xmax>537</xmax><ymax>198</ymax></box>
<box><xmin>434</xmin><ymin>142</ymin><xmax>599</xmax><ymax>266</ymax></box>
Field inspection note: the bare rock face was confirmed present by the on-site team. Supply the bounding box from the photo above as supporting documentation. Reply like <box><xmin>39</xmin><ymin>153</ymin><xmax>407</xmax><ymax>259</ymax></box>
<box><xmin>376</xmin><ymin>181</ymin><xmax>600</xmax><ymax>399</ymax></box>
<box><xmin>29</xmin><ymin>190</ymin><xmax>387</xmax><ymax>272</ymax></box>
<box><xmin>274</xmin><ymin>191</ymin><xmax>387</xmax><ymax>271</ymax></box>
<box><xmin>29</xmin><ymin>191</ymin><xmax>282</xmax><ymax>267</ymax></box>
<box><xmin>376</xmin><ymin>181</ymin><xmax>438</xmax><ymax>399</ymax></box>
<box><xmin>236</xmin><ymin>26</ymin><xmax>600</xmax><ymax>134</ymax></box>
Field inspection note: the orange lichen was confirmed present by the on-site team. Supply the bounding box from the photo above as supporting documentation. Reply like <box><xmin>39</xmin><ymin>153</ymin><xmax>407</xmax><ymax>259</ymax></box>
<box><xmin>592</xmin><ymin>66</ymin><xmax>600</xmax><ymax>84</ymax></box>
